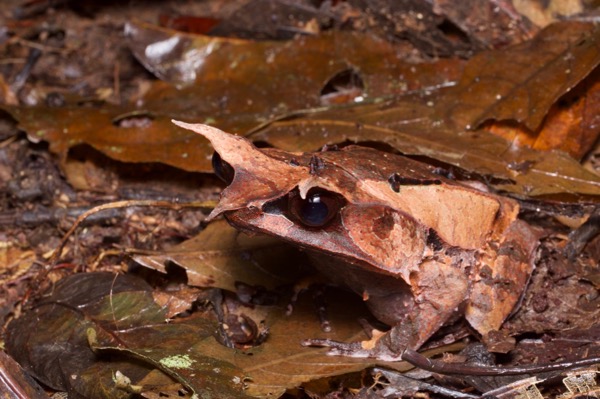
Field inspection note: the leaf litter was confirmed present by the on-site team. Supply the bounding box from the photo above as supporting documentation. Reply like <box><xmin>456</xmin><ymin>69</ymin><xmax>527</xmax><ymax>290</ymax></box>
<box><xmin>1</xmin><ymin>1</ymin><xmax>599</xmax><ymax>398</ymax></box>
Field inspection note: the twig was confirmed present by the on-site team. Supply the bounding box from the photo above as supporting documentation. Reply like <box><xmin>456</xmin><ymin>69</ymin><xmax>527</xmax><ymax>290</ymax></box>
<box><xmin>23</xmin><ymin>199</ymin><xmax>216</xmax><ymax>305</ymax></box>
<box><xmin>47</xmin><ymin>199</ymin><xmax>216</xmax><ymax>266</ymax></box>
<box><xmin>402</xmin><ymin>349</ymin><xmax>600</xmax><ymax>376</ymax></box>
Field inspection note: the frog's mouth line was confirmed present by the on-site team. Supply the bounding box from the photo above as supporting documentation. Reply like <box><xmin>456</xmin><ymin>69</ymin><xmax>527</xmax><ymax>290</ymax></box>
<box><xmin>224</xmin><ymin>205</ymin><xmax>366</xmax><ymax>267</ymax></box>
<box><xmin>226</xmin><ymin>206</ymin><xmax>419</xmax><ymax>328</ymax></box>
<box><xmin>223</xmin><ymin>200</ymin><xmax>429</xmax><ymax>278</ymax></box>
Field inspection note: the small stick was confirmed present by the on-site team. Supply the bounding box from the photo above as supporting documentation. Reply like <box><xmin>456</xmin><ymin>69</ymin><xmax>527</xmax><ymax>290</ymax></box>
<box><xmin>402</xmin><ymin>349</ymin><xmax>600</xmax><ymax>376</ymax></box>
<box><xmin>23</xmin><ymin>199</ymin><xmax>216</xmax><ymax>305</ymax></box>
<box><xmin>47</xmin><ymin>199</ymin><xmax>216</xmax><ymax>266</ymax></box>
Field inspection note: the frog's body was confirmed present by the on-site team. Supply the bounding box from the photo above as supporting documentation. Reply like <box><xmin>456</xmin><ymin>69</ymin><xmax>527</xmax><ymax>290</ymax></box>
<box><xmin>174</xmin><ymin>121</ymin><xmax>539</xmax><ymax>359</ymax></box>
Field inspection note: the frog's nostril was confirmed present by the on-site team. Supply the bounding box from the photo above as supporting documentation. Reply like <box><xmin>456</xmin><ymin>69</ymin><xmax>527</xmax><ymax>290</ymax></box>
<box><xmin>212</xmin><ymin>151</ymin><xmax>235</xmax><ymax>184</ymax></box>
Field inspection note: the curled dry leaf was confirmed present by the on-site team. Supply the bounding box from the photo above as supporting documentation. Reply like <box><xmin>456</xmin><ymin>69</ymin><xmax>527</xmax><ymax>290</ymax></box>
<box><xmin>6</xmin><ymin>272</ymin><xmax>248</xmax><ymax>399</ymax></box>
<box><xmin>486</xmin><ymin>67</ymin><xmax>600</xmax><ymax>160</ymax></box>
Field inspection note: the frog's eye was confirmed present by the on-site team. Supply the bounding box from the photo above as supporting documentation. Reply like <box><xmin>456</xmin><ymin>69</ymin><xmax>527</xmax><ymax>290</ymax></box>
<box><xmin>288</xmin><ymin>189</ymin><xmax>345</xmax><ymax>228</ymax></box>
<box><xmin>212</xmin><ymin>151</ymin><xmax>235</xmax><ymax>184</ymax></box>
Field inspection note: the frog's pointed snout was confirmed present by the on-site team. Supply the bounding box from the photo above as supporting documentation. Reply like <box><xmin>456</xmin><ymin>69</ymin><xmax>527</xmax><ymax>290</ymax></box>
<box><xmin>172</xmin><ymin>120</ymin><xmax>308</xmax><ymax>219</ymax></box>
<box><xmin>171</xmin><ymin>119</ymin><xmax>265</xmax><ymax>178</ymax></box>
<box><xmin>171</xmin><ymin>120</ymin><xmax>255</xmax><ymax>161</ymax></box>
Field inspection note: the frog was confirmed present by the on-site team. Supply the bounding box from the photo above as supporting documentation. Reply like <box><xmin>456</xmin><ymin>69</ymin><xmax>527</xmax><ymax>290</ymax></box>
<box><xmin>173</xmin><ymin>120</ymin><xmax>540</xmax><ymax>361</ymax></box>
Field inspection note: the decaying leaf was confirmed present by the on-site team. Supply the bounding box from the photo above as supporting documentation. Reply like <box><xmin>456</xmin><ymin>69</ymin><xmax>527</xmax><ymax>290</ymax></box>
<box><xmin>248</xmin><ymin>97</ymin><xmax>600</xmax><ymax>198</ymax></box>
<box><xmin>6</xmin><ymin>106</ymin><xmax>213</xmax><ymax>173</ymax></box>
<box><xmin>445</xmin><ymin>21</ymin><xmax>600</xmax><ymax>132</ymax></box>
<box><xmin>0</xmin><ymin>0</ymin><xmax>600</xmax><ymax>399</ymax></box>
<box><xmin>3</xmin><ymin>20</ymin><xmax>599</xmax><ymax>201</ymax></box>
<box><xmin>134</xmin><ymin>219</ymin><xmax>307</xmax><ymax>292</ymax></box>
<box><xmin>504</xmin><ymin>236</ymin><xmax>600</xmax><ymax>334</ymax></box>
<box><xmin>245</xmin><ymin>21</ymin><xmax>600</xmax><ymax>199</ymax></box>
<box><xmin>486</xmin><ymin>67</ymin><xmax>600</xmax><ymax>160</ymax></box>
<box><xmin>125</xmin><ymin>19</ymin><xmax>462</xmax><ymax>92</ymax></box>
<box><xmin>2</xmin><ymin>21</ymin><xmax>461</xmax><ymax>173</ymax></box>
<box><xmin>5</xmin><ymin>272</ymin><xmax>248</xmax><ymax>398</ymax></box>
<box><xmin>224</xmin><ymin>290</ymin><xmax>420</xmax><ymax>398</ymax></box>
<box><xmin>5</xmin><ymin>269</ymin><xmax>431</xmax><ymax>398</ymax></box>
<box><xmin>5</xmin><ymin>273</ymin><xmax>160</xmax><ymax>398</ymax></box>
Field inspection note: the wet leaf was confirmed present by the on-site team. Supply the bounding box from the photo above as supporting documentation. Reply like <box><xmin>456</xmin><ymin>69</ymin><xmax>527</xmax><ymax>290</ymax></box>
<box><xmin>2</xmin><ymin>22</ymin><xmax>461</xmax><ymax>173</ymax></box>
<box><xmin>445</xmin><ymin>21</ymin><xmax>600</xmax><ymax>132</ymax></box>
<box><xmin>5</xmin><ymin>273</ymin><xmax>160</xmax><ymax>398</ymax></box>
<box><xmin>248</xmin><ymin>95</ymin><xmax>600</xmax><ymax>198</ymax></box>
<box><xmin>5</xmin><ymin>272</ymin><xmax>248</xmax><ymax>399</ymax></box>
<box><xmin>7</xmin><ymin>106</ymin><xmax>213</xmax><ymax>173</ymax></box>
<box><xmin>134</xmin><ymin>219</ymin><xmax>308</xmax><ymax>291</ymax></box>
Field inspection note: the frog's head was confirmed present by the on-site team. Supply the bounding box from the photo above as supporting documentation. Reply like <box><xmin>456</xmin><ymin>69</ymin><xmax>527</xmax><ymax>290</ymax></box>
<box><xmin>172</xmin><ymin>121</ymin><xmax>500</xmax><ymax>280</ymax></box>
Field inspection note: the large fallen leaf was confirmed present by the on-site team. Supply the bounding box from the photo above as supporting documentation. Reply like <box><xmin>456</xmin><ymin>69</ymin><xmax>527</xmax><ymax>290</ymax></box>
<box><xmin>445</xmin><ymin>21</ymin><xmax>600</xmax><ymax>132</ymax></box>
<box><xmin>5</xmin><ymin>273</ymin><xmax>160</xmax><ymax>398</ymax></box>
<box><xmin>5</xmin><ymin>21</ymin><xmax>598</xmax><ymax>199</ymax></box>
<box><xmin>7</xmin><ymin>106</ymin><xmax>213</xmax><ymax>173</ymax></box>
<box><xmin>7</xmin><ymin>271</ymin><xmax>446</xmax><ymax>398</ymax></box>
<box><xmin>1</xmin><ymin>21</ymin><xmax>462</xmax><ymax>173</ymax></box>
<box><xmin>209</xmin><ymin>290</ymin><xmax>418</xmax><ymax>398</ymax></box>
<box><xmin>248</xmin><ymin>95</ymin><xmax>600</xmax><ymax>198</ymax></box>
<box><xmin>244</xmin><ymin>21</ymin><xmax>600</xmax><ymax>199</ymax></box>
<box><xmin>126</xmin><ymin>20</ymin><xmax>462</xmax><ymax>92</ymax></box>
<box><xmin>134</xmin><ymin>219</ymin><xmax>308</xmax><ymax>291</ymax></box>
<box><xmin>6</xmin><ymin>272</ymin><xmax>248</xmax><ymax>399</ymax></box>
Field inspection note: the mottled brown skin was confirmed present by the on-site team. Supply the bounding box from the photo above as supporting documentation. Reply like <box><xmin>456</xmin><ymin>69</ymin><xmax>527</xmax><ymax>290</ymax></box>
<box><xmin>173</xmin><ymin>121</ymin><xmax>539</xmax><ymax>360</ymax></box>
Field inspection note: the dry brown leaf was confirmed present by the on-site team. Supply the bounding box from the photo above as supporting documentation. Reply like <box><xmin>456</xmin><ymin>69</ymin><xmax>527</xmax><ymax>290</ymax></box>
<box><xmin>134</xmin><ymin>219</ymin><xmax>307</xmax><ymax>291</ymax></box>
<box><xmin>445</xmin><ymin>21</ymin><xmax>600</xmax><ymax>132</ymax></box>
<box><xmin>249</xmin><ymin>97</ymin><xmax>600</xmax><ymax>198</ymax></box>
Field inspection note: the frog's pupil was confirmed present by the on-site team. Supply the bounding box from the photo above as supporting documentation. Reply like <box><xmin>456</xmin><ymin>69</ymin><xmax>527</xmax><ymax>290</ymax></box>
<box><xmin>300</xmin><ymin>193</ymin><xmax>329</xmax><ymax>226</ymax></box>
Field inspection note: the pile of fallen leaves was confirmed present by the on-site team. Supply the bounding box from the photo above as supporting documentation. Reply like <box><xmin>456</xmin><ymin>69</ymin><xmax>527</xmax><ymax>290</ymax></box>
<box><xmin>0</xmin><ymin>1</ymin><xmax>599</xmax><ymax>398</ymax></box>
